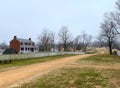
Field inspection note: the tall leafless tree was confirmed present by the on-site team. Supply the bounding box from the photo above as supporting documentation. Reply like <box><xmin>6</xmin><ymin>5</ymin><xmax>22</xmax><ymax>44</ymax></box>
<box><xmin>73</xmin><ymin>35</ymin><xmax>82</xmax><ymax>50</ymax></box>
<box><xmin>106</xmin><ymin>12</ymin><xmax>120</xmax><ymax>34</ymax></box>
<box><xmin>95</xmin><ymin>35</ymin><xmax>107</xmax><ymax>47</ymax></box>
<box><xmin>50</xmin><ymin>32</ymin><xmax>55</xmax><ymax>51</ymax></box>
<box><xmin>79</xmin><ymin>32</ymin><xmax>92</xmax><ymax>52</ymax></box>
<box><xmin>105</xmin><ymin>0</ymin><xmax>120</xmax><ymax>34</ymax></box>
<box><xmin>38</xmin><ymin>29</ymin><xmax>55</xmax><ymax>51</ymax></box>
<box><xmin>58</xmin><ymin>26</ymin><xmax>72</xmax><ymax>51</ymax></box>
<box><xmin>100</xmin><ymin>19</ymin><xmax>117</xmax><ymax>55</ymax></box>
<box><xmin>114</xmin><ymin>0</ymin><xmax>120</xmax><ymax>34</ymax></box>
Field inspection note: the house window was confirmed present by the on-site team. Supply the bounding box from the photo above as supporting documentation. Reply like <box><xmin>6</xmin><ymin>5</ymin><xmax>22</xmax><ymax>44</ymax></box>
<box><xmin>21</xmin><ymin>42</ymin><xmax>23</xmax><ymax>45</ymax></box>
<box><xmin>21</xmin><ymin>48</ymin><xmax>24</xmax><ymax>51</ymax></box>
<box><xmin>25</xmin><ymin>43</ymin><xmax>28</xmax><ymax>45</ymax></box>
<box><xmin>25</xmin><ymin>48</ymin><xmax>27</xmax><ymax>51</ymax></box>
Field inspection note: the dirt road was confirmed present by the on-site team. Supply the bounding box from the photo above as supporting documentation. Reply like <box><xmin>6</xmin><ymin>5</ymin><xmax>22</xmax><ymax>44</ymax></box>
<box><xmin>0</xmin><ymin>54</ymin><xmax>93</xmax><ymax>88</ymax></box>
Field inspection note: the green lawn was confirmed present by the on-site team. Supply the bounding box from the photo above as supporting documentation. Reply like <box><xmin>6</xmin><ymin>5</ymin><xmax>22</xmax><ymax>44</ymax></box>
<box><xmin>18</xmin><ymin>54</ymin><xmax>120</xmax><ymax>88</ymax></box>
<box><xmin>0</xmin><ymin>54</ymin><xmax>75</xmax><ymax>70</ymax></box>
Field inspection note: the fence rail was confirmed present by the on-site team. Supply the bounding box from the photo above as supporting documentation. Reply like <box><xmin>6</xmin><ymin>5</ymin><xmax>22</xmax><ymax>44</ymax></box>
<box><xmin>0</xmin><ymin>52</ymin><xmax>85</xmax><ymax>61</ymax></box>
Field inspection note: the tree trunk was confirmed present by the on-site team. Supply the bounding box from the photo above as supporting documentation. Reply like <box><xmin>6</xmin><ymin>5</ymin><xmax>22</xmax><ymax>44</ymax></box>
<box><xmin>108</xmin><ymin>40</ymin><xmax>112</xmax><ymax>55</ymax></box>
<box><xmin>64</xmin><ymin>43</ymin><xmax>67</xmax><ymax>51</ymax></box>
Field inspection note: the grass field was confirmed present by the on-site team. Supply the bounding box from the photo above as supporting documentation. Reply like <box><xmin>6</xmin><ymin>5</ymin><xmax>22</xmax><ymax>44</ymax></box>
<box><xmin>0</xmin><ymin>54</ymin><xmax>75</xmax><ymax>70</ymax></box>
<box><xmin>77</xmin><ymin>54</ymin><xmax>120</xmax><ymax>65</ymax></box>
<box><xmin>18</xmin><ymin>54</ymin><xmax>120</xmax><ymax>88</ymax></box>
<box><xmin>80</xmin><ymin>54</ymin><xmax>120</xmax><ymax>63</ymax></box>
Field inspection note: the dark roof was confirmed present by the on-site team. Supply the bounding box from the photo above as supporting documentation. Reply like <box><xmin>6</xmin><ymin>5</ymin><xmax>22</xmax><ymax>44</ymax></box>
<box><xmin>3</xmin><ymin>48</ymin><xmax>17</xmax><ymax>54</ymax></box>
<box><xmin>17</xmin><ymin>38</ymin><xmax>34</xmax><ymax>43</ymax></box>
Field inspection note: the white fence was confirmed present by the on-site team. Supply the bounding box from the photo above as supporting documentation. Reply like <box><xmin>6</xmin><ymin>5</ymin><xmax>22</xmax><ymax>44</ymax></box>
<box><xmin>0</xmin><ymin>52</ymin><xmax>85</xmax><ymax>61</ymax></box>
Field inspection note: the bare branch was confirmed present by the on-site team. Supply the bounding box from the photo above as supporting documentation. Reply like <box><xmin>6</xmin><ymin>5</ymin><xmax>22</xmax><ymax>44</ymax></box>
<box><xmin>38</xmin><ymin>29</ymin><xmax>55</xmax><ymax>51</ymax></box>
<box><xmin>58</xmin><ymin>26</ymin><xmax>72</xmax><ymax>51</ymax></box>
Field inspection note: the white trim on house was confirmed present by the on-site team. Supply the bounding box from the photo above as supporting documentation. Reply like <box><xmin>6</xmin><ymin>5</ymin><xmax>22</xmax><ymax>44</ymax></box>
<box><xmin>19</xmin><ymin>44</ymin><xmax>39</xmax><ymax>54</ymax></box>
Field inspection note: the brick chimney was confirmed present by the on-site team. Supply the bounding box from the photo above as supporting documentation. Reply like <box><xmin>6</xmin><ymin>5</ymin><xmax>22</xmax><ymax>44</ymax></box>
<box><xmin>29</xmin><ymin>38</ymin><xmax>31</xmax><ymax>41</ymax></box>
<box><xmin>14</xmin><ymin>36</ymin><xmax>17</xmax><ymax>40</ymax></box>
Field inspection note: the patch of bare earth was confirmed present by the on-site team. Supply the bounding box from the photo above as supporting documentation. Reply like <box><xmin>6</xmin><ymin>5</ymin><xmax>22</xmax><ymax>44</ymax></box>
<box><xmin>0</xmin><ymin>54</ymin><xmax>93</xmax><ymax>88</ymax></box>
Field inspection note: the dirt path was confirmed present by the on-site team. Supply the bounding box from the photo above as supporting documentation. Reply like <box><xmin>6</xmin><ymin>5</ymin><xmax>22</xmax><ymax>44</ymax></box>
<box><xmin>0</xmin><ymin>54</ymin><xmax>93</xmax><ymax>88</ymax></box>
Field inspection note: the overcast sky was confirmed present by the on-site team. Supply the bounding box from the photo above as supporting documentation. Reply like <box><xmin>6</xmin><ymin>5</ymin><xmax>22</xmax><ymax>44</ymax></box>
<box><xmin>0</xmin><ymin>0</ymin><xmax>117</xmax><ymax>44</ymax></box>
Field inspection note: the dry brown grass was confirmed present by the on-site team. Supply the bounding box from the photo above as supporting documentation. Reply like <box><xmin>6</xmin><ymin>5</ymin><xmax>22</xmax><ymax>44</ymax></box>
<box><xmin>16</xmin><ymin>54</ymin><xmax>120</xmax><ymax>88</ymax></box>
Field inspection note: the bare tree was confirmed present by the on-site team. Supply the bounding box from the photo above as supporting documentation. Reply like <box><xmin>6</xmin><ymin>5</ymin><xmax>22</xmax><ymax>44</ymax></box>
<box><xmin>116</xmin><ymin>0</ymin><xmax>120</xmax><ymax>10</ymax></box>
<box><xmin>38</xmin><ymin>29</ymin><xmax>55</xmax><ymax>51</ymax></box>
<box><xmin>73</xmin><ymin>35</ymin><xmax>82</xmax><ymax>50</ymax></box>
<box><xmin>107</xmin><ymin>12</ymin><xmax>120</xmax><ymax>34</ymax></box>
<box><xmin>79</xmin><ymin>32</ymin><xmax>92</xmax><ymax>52</ymax></box>
<box><xmin>100</xmin><ymin>19</ymin><xmax>117</xmax><ymax>55</ymax></box>
<box><xmin>113</xmin><ymin>0</ymin><xmax>120</xmax><ymax>34</ymax></box>
<box><xmin>99</xmin><ymin>0</ymin><xmax>120</xmax><ymax>54</ymax></box>
<box><xmin>58</xmin><ymin>26</ymin><xmax>72</xmax><ymax>51</ymax></box>
<box><xmin>72</xmin><ymin>32</ymin><xmax>92</xmax><ymax>52</ymax></box>
<box><xmin>105</xmin><ymin>0</ymin><xmax>120</xmax><ymax>34</ymax></box>
<box><xmin>50</xmin><ymin>32</ymin><xmax>55</xmax><ymax>51</ymax></box>
<box><xmin>95</xmin><ymin>35</ymin><xmax>107</xmax><ymax>47</ymax></box>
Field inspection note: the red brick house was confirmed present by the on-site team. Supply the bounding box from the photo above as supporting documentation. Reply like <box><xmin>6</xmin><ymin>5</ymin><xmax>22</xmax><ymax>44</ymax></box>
<box><xmin>10</xmin><ymin>36</ymin><xmax>39</xmax><ymax>53</ymax></box>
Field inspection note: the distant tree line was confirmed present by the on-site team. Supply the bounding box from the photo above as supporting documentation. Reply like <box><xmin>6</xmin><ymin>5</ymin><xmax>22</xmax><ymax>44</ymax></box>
<box><xmin>37</xmin><ymin>0</ymin><xmax>120</xmax><ymax>54</ymax></box>
<box><xmin>37</xmin><ymin>26</ymin><xmax>92</xmax><ymax>52</ymax></box>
